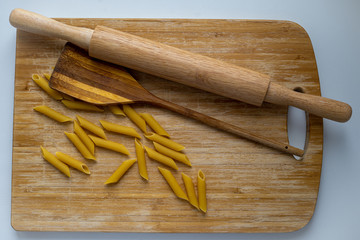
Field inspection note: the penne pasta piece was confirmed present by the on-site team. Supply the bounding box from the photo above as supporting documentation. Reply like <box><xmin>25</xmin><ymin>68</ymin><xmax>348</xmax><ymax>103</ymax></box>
<box><xmin>123</xmin><ymin>105</ymin><xmax>147</xmax><ymax>133</ymax></box>
<box><xmin>197</xmin><ymin>170</ymin><xmax>207</xmax><ymax>213</ymax></box>
<box><xmin>144</xmin><ymin>132</ymin><xmax>185</xmax><ymax>151</ymax></box>
<box><xmin>55</xmin><ymin>151</ymin><xmax>90</xmax><ymax>175</ymax></box>
<box><xmin>89</xmin><ymin>135</ymin><xmax>130</xmax><ymax>155</ymax></box>
<box><xmin>99</xmin><ymin>120</ymin><xmax>141</xmax><ymax>139</ymax></box>
<box><xmin>73</xmin><ymin>121</ymin><xmax>95</xmax><ymax>155</ymax></box>
<box><xmin>64</xmin><ymin>132</ymin><xmax>96</xmax><ymax>161</ymax></box>
<box><xmin>158</xmin><ymin>167</ymin><xmax>188</xmax><ymax>201</ymax></box>
<box><xmin>144</xmin><ymin>146</ymin><xmax>178</xmax><ymax>170</ymax></box>
<box><xmin>181</xmin><ymin>173</ymin><xmax>199</xmax><ymax>209</ymax></box>
<box><xmin>139</xmin><ymin>113</ymin><xmax>170</xmax><ymax>137</ymax></box>
<box><xmin>153</xmin><ymin>142</ymin><xmax>191</xmax><ymax>167</ymax></box>
<box><xmin>104</xmin><ymin>159</ymin><xmax>137</xmax><ymax>184</ymax></box>
<box><xmin>76</xmin><ymin>115</ymin><xmax>107</xmax><ymax>139</ymax></box>
<box><xmin>62</xmin><ymin>99</ymin><xmax>104</xmax><ymax>112</ymax></box>
<box><xmin>43</xmin><ymin>73</ymin><xmax>51</xmax><ymax>80</ymax></box>
<box><xmin>40</xmin><ymin>146</ymin><xmax>70</xmax><ymax>177</ymax></box>
<box><xmin>32</xmin><ymin>74</ymin><xmax>63</xmax><ymax>100</ymax></box>
<box><xmin>108</xmin><ymin>104</ymin><xmax>126</xmax><ymax>116</ymax></box>
<box><xmin>135</xmin><ymin>139</ymin><xmax>148</xmax><ymax>180</ymax></box>
<box><xmin>33</xmin><ymin>105</ymin><xmax>73</xmax><ymax>123</ymax></box>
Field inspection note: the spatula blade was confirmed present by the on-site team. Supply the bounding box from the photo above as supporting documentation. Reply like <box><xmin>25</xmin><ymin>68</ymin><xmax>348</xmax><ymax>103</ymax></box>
<box><xmin>50</xmin><ymin>42</ymin><xmax>149</xmax><ymax>105</ymax></box>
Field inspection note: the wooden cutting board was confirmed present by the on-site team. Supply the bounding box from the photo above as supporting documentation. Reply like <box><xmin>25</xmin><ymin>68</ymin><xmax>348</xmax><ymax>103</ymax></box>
<box><xmin>11</xmin><ymin>18</ymin><xmax>323</xmax><ymax>233</ymax></box>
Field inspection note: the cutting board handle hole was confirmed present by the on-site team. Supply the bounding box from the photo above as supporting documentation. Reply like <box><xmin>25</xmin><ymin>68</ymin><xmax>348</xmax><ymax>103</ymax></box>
<box><xmin>287</xmin><ymin>88</ymin><xmax>309</xmax><ymax>160</ymax></box>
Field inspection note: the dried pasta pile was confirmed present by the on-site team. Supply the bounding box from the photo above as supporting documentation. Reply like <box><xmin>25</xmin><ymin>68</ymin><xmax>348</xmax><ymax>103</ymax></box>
<box><xmin>31</xmin><ymin>73</ymin><xmax>207</xmax><ymax>213</ymax></box>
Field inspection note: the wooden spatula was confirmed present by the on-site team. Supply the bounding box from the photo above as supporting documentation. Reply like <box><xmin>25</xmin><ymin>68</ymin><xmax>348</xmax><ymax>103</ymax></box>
<box><xmin>50</xmin><ymin>43</ymin><xmax>303</xmax><ymax>156</ymax></box>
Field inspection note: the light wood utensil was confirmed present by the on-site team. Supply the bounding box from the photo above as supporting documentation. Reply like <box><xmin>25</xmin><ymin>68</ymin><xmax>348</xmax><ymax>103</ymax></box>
<box><xmin>51</xmin><ymin>43</ymin><xmax>304</xmax><ymax>156</ymax></box>
<box><xmin>9</xmin><ymin>8</ymin><xmax>352</xmax><ymax>122</ymax></box>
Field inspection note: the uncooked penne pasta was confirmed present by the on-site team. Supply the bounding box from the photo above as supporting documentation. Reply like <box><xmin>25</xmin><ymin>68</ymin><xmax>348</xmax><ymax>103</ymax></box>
<box><xmin>76</xmin><ymin>115</ymin><xmax>107</xmax><ymax>139</ymax></box>
<box><xmin>123</xmin><ymin>105</ymin><xmax>147</xmax><ymax>133</ymax></box>
<box><xmin>135</xmin><ymin>139</ymin><xmax>148</xmax><ymax>180</ymax></box>
<box><xmin>62</xmin><ymin>100</ymin><xmax>104</xmax><ymax>112</ymax></box>
<box><xmin>153</xmin><ymin>142</ymin><xmax>191</xmax><ymax>167</ymax></box>
<box><xmin>89</xmin><ymin>135</ymin><xmax>130</xmax><ymax>155</ymax></box>
<box><xmin>33</xmin><ymin>105</ymin><xmax>73</xmax><ymax>123</ymax></box>
<box><xmin>181</xmin><ymin>173</ymin><xmax>199</xmax><ymax>209</ymax></box>
<box><xmin>64</xmin><ymin>132</ymin><xmax>96</xmax><ymax>161</ymax></box>
<box><xmin>99</xmin><ymin>120</ymin><xmax>141</xmax><ymax>139</ymax></box>
<box><xmin>40</xmin><ymin>146</ymin><xmax>70</xmax><ymax>177</ymax></box>
<box><xmin>104</xmin><ymin>159</ymin><xmax>137</xmax><ymax>184</ymax></box>
<box><xmin>158</xmin><ymin>167</ymin><xmax>188</xmax><ymax>201</ymax></box>
<box><xmin>139</xmin><ymin>113</ymin><xmax>170</xmax><ymax>137</ymax></box>
<box><xmin>144</xmin><ymin>146</ymin><xmax>178</xmax><ymax>170</ymax></box>
<box><xmin>55</xmin><ymin>152</ymin><xmax>90</xmax><ymax>175</ymax></box>
<box><xmin>73</xmin><ymin>121</ymin><xmax>95</xmax><ymax>155</ymax></box>
<box><xmin>197</xmin><ymin>170</ymin><xmax>207</xmax><ymax>213</ymax></box>
<box><xmin>32</xmin><ymin>74</ymin><xmax>63</xmax><ymax>100</ymax></box>
<box><xmin>108</xmin><ymin>104</ymin><xmax>125</xmax><ymax>116</ymax></box>
<box><xmin>144</xmin><ymin>132</ymin><xmax>185</xmax><ymax>151</ymax></box>
<box><xmin>43</xmin><ymin>73</ymin><xmax>51</xmax><ymax>80</ymax></box>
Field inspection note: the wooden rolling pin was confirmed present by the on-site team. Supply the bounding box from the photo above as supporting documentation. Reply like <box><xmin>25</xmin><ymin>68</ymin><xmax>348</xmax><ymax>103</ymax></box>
<box><xmin>9</xmin><ymin>8</ymin><xmax>352</xmax><ymax>122</ymax></box>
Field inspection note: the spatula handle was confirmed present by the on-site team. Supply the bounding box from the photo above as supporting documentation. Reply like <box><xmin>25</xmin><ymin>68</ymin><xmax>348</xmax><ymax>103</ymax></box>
<box><xmin>9</xmin><ymin>8</ymin><xmax>93</xmax><ymax>50</ymax></box>
<box><xmin>151</xmin><ymin>96</ymin><xmax>304</xmax><ymax>157</ymax></box>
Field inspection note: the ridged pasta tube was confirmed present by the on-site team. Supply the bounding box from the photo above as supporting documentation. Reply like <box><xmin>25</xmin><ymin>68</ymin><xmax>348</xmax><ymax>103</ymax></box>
<box><xmin>40</xmin><ymin>146</ymin><xmax>70</xmax><ymax>177</ymax></box>
<box><xmin>144</xmin><ymin>146</ymin><xmax>178</xmax><ymax>170</ymax></box>
<box><xmin>135</xmin><ymin>139</ymin><xmax>148</xmax><ymax>180</ymax></box>
<box><xmin>158</xmin><ymin>167</ymin><xmax>188</xmax><ymax>201</ymax></box>
<box><xmin>100</xmin><ymin>120</ymin><xmax>141</xmax><ymax>139</ymax></box>
<box><xmin>33</xmin><ymin>105</ymin><xmax>73</xmax><ymax>123</ymax></box>
<box><xmin>105</xmin><ymin>159</ymin><xmax>137</xmax><ymax>184</ymax></box>
<box><xmin>55</xmin><ymin>151</ymin><xmax>90</xmax><ymax>175</ymax></box>
<box><xmin>144</xmin><ymin>132</ymin><xmax>185</xmax><ymax>151</ymax></box>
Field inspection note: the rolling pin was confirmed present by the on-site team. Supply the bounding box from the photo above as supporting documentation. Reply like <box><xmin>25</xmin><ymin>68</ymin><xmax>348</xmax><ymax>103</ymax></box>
<box><xmin>9</xmin><ymin>8</ymin><xmax>352</xmax><ymax>122</ymax></box>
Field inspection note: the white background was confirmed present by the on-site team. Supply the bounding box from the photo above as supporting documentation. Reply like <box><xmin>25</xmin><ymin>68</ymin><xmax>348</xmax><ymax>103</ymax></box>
<box><xmin>1</xmin><ymin>0</ymin><xmax>359</xmax><ymax>239</ymax></box>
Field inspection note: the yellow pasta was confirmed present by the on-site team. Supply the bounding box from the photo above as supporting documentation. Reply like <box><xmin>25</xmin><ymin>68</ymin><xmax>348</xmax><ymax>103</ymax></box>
<box><xmin>108</xmin><ymin>104</ymin><xmax>126</xmax><ymax>116</ymax></box>
<box><xmin>43</xmin><ymin>73</ymin><xmax>51</xmax><ymax>80</ymax></box>
<box><xmin>40</xmin><ymin>146</ymin><xmax>70</xmax><ymax>177</ymax></box>
<box><xmin>73</xmin><ymin>121</ymin><xmax>95</xmax><ymax>155</ymax></box>
<box><xmin>197</xmin><ymin>170</ymin><xmax>207</xmax><ymax>213</ymax></box>
<box><xmin>123</xmin><ymin>105</ymin><xmax>147</xmax><ymax>133</ymax></box>
<box><xmin>181</xmin><ymin>173</ymin><xmax>199</xmax><ymax>209</ymax></box>
<box><xmin>64</xmin><ymin>132</ymin><xmax>96</xmax><ymax>161</ymax></box>
<box><xmin>144</xmin><ymin>132</ymin><xmax>185</xmax><ymax>151</ymax></box>
<box><xmin>32</xmin><ymin>74</ymin><xmax>63</xmax><ymax>100</ymax></box>
<box><xmin>99</xmin><ymin>120</ymin><xmax>141</xmax><ymax>139</ymax></box>
<box><xmin>62</xmin><ymin>100</ymin><xmax>104</xmax><ymax>112</ymax></box>
<box><xmin>76</xmin><ymin>115</ymin><xmax>107</xmax><ymax>139</ymax></box>
<box><xmin>33</xmin><ymin>105</ymin><xmax>73</xmax><ymax>123</ymax></box>
<box><xmin>153</xmin><ymin>142</ymin><xmax>191</xmax><ymax>167</ymax></box>
<box><xmin>135</xmin><ymin>139</ymin><xmax>148</xmax><ymax>180</ymax></box>
<box><xmin>144</xmin><ymin>146</ymin><xmax>178</xmax><ymax>170</ymax></box>
<box><xmin>55</xmin><ymin>151</ymin><xmax>90</xmax><ymax>175</ymax></box>
<box><xmin>104</xmin><ymin>159</ymin><xmax>137</xmax><ymax>184</ymax></box>
<box><xmin>158</xmin><ymin>167</ymin><xmax>188</xmax><ymax>201</ymax></box>
<box><xmin>89</xmin><ymin>135</ymin><xmax>130</xmax><ymax>155</ymax></box>
<box><xmin>139</xmin><ymin>113</ymin><xmax>170</xmax><ymax>137</ymax></box>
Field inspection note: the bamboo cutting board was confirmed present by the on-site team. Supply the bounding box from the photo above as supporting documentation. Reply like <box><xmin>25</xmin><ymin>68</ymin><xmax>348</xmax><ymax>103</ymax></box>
<box><xmin>11</xmin><ymin>18</ymin><xmax>323</xmax><ymax>233</ymax></box>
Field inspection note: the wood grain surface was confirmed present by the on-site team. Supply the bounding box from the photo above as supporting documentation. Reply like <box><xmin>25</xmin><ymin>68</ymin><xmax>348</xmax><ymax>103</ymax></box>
<box><xmin>11</xmin><ymin>18</ymin><xmax>323</xmax><ymax>233</ymax></box>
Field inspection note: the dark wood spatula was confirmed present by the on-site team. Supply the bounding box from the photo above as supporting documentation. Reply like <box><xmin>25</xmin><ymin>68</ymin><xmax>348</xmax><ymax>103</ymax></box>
<box><xmin>50</xmin><ymin>43</ymin><xmax>304</xmax><ymax>156</ymax></box>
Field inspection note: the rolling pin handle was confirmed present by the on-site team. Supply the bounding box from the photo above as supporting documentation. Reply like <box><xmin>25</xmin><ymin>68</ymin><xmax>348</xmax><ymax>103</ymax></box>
<box><xmin>9</xmin><ymin>8</ymin><xmax>93</xmax><ymax>50</ymax></box>
<box><xmin>264</xmin><ymin>82</ymin><xmax>352</xmax><ymax>122</ymax></box>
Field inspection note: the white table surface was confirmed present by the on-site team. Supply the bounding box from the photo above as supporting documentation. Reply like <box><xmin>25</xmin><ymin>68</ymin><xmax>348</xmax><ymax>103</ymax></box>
<box><xmin>1</xmin><ymin>0</ymin><xmax>359</xmax><ymax>239</ymax></box>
